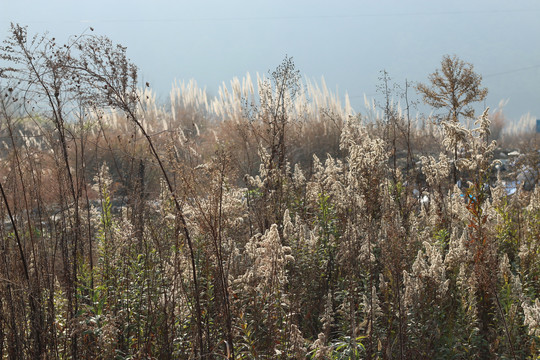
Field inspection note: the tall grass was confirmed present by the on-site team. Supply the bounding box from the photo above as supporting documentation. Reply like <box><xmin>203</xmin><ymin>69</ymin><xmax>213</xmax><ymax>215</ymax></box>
<box><xmin>0</xmin><ymin>25</ymin><xmax>539</xmax><ymax>359</ymax></box>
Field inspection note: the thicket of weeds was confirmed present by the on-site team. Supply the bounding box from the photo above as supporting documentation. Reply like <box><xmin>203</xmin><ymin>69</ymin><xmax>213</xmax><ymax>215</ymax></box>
<box><xmin>0</xmin><ymin>24</ymin><xmax>539</xmax><ymax>359</ymax></box>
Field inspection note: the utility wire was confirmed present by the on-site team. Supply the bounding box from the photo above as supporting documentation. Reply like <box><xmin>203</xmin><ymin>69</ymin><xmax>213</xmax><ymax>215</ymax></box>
<box><xmin>346</xmin><ymin>64</ymin><xmax>540</xmax><ymax>100</ymax></box>
<box><xmin>484</xmin><ymin>64</ymin><xmax>540</xmax><ymax>78</ymax></box>
<box><xmin>3</xmin><ymin>8</ymin><xmax>540</xmax><ymax>24</ymax></box>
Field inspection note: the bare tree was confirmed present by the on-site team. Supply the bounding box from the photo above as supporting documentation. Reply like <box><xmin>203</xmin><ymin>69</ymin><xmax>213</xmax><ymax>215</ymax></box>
<box><xmin>417</xmin><ymin>55</ymin><xmax>488</xmax><ymax>183</ymax></box>
<box><xmin>417</xmin><ymin>54</ymin><xmax>487</xmax><ymax>123</ymax></box>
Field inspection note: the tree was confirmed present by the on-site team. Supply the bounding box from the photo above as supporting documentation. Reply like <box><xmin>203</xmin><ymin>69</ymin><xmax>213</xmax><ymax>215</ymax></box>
<box><xmin>417</xmin><ymin>54</ymin><xmax>487</xmax><ymax>122</ymax></box>
<box><xmin>418</xmin><ymin>55</ymin><xmax>488</xmax><ymax>184</ymax></box>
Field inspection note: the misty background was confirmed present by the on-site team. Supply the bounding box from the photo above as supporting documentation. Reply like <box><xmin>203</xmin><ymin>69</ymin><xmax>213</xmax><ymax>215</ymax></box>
<box><xmin>2</xmin><ymin>0</ymin><xmax>539</xmax><ymax>124</ymax></box>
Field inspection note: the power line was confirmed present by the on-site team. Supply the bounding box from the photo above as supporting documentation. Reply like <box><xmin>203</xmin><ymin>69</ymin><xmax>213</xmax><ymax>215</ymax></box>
<box><xmin>4</xmin><ymin>8</ymin><xmax>540</xmax><ymax>25</ymax></box>
<box><xmin>345</xmin><ymin>64</ymin><xmax>540</xmax><ymax>100</ymax></box>
<box><xmin>484</xmin><ymin>64</ymin><xmax>540</xmax><ymax>78</ymax></box>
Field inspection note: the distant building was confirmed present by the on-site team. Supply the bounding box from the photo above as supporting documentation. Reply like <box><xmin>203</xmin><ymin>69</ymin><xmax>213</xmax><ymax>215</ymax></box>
<box><xmin>537</xmin><ymin>119</ymin><xmax>540</xmax><ymax>133</ymax></box>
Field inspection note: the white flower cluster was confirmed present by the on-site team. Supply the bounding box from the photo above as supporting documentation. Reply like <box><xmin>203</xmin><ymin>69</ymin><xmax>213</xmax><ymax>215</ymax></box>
<box><xmin>522</xmin><ymin>298</ymin><xmax>540</xmax><ymax>338</ymax></box>
<box><xmin>403</xmin><ymin>241</ymin><xmax>449</xmax><ymax>307</ymax></box>
<box><xmin>420</xmin><ymin>154</ymin><xmax>450</xmax><ymax>189</ymax></box>
<box><xmin>236</xmin><ymin>224</ymin><xmax>293</xmax><ymax>293</ymax></box>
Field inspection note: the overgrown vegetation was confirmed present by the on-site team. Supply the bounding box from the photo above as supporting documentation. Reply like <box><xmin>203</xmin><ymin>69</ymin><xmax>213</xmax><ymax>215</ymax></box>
<box><xmin>0</xmin><ymin>24</ymin><xmax>539</xmax><ymax>359</ymax></box>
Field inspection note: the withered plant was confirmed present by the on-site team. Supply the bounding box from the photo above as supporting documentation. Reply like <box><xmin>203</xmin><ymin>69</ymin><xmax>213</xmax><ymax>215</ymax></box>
<box><xmin>0</xmin><ymin>24</ymin><xmax>539</xmax><ymax>360</ymax></box>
